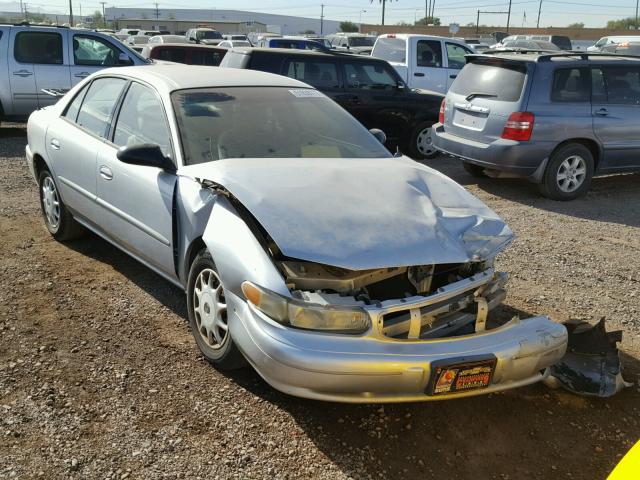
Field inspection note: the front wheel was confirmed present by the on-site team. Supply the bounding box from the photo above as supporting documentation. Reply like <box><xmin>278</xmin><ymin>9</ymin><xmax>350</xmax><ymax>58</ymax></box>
<box><xmin>538</xmin><ymin>144</ymin><xmax>594</xmax><ymax>201</ymax></box>
<box><xmin>409</xmin><ymin>122</ymin><xmax>438</xmax><ymax>159</ymax></box>
<box><xmin>187</xmin><ymin>249</ymin><xmax>245</xmax><ymax>370</ymax></box>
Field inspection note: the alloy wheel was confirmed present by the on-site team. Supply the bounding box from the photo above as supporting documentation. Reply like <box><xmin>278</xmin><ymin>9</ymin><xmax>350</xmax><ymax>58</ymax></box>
<box><xmin>41</xmin><ymin>176</ymin><xmax>61</xmax><ymax>230</ymax></box>
<box><xmin>416</xmin><ymin>127</ymin><xmax>436</xmax><ymax>157</ymax></box>
<box><xmin>556</xmin><ymin>155</ymin><xmax>587</xmax><ymax>193</ymax></box>
<box><xmin>193</xmin><ymin>268</ymin><xmax>228</xmax><ymax>349</ymax></box>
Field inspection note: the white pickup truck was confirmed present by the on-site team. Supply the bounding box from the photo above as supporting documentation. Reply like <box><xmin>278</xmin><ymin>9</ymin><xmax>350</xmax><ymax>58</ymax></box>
<box><xmin>371</xmin><ymin>34</ymin><xmax>474</xmax><ymax>94</ymax></box>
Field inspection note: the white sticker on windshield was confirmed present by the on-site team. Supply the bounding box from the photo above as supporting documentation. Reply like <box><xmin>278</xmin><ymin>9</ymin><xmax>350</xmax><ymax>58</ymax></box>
<box><xmin>289</xmin><ymin>89</ymin><xmax>324</xmax><ymax>98</ymax></box>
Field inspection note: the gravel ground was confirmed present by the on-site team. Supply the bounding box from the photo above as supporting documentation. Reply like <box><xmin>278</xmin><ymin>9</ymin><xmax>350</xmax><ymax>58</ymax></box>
<box><xmin>1</xmin><ymin>123</ymin><xmax>639</xmax><ymax>479</ymax></box>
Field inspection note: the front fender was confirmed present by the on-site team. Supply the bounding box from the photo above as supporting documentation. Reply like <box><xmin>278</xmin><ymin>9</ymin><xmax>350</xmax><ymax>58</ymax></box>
<box><xmin>202</xmin><ymin>195</ymin><xmax>289</xmax><ymax>298</ymax></box>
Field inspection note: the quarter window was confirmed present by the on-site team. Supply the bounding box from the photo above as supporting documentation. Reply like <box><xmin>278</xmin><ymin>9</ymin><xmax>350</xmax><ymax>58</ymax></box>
<box><xmin>284</xmin><ymin>60</ymin><xmax>340</xmax><ymax>89</ymax></box>
<box><xmin>73</xmin><ymin>35</ymin><xmax>122</xmax><ymax>66</ymax></box>
<box><xmin>416</xmin><ymin>40</ymin><xmax>442</xmax><ymax>68</ymax></box>
<box><xmin>76</xmin><ymin>78</ymin><xmax>127</xmax><ymax>138</ymax></box>
<box><xmin>14</xmin><ymin>32</ymin><xmax>63</xmax><ymax>64</ymax></box>
<box><xmin>344</xmin><ymin>63</ymin><xmax>397</xmax><ymax>90</ymax></box>
<box><xmin>551</xmin><ymin>68</ymin><xmax>590</xmax><ymax>102</ymax></box>
<box><xmin>113</xmin><ymin>82</ymin><xmax>172</xmax><ymax>157</ymax></box>
<box><xmin>63</xmin><ymin>84</ymin><xmax>90</xmax><ymax>122</ymax></box>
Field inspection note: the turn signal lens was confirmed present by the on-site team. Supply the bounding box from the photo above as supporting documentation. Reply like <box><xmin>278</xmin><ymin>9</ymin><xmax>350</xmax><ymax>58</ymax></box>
<box><xmin>501</xmin><ymin>112</ymin><xmax>535</xmax><ymax>141</ymax></box>
<box><xmin>438</xmin><ymin>99</ymin><xmax>446</xmax><ymax>124</ymax></box>
<box><xmin>241</xmin><ymin>281</ymin><xmax>370</xmax><ymax>334</ymax></box>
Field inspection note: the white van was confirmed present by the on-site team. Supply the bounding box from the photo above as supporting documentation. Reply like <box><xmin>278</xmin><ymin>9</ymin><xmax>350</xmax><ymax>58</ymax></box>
<box><xmin>371</xmin><ymin>34</ymin><xmax>473</xmax><ymax>94</ymax></box>
<box><xmin>587</xmin><ymin>35</ymin><xmax>640</xmax><ymax>51</ymax></box>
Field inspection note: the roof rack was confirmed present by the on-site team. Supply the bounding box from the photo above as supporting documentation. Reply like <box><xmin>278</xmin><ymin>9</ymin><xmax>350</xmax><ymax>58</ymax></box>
<box><xmin>536</xmin><ymin>51</ymin><xmax>640</xmax><ymax>61</ymax></box>
<box><xmin>10</xmin><ymin>21</ymin><xmax>69</xmax><ymax>28</ymax></box>
<box><xmin>481</xmin><ymin>48</ymin><xmax>562</xmax><ymax>55</ymax></box>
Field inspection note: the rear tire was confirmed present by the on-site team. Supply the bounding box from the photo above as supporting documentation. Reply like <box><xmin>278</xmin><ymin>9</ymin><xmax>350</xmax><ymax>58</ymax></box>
<box><xmin>187</xmin><ymin>249</ymin><xmax>246</xmax><ymax>371</ymax></box>
<box><xmin>409</xmin><ymin>121</ymin><xmax>438</xmax><ymax>159</ymax></box>
<box><xmin>462</xmin><ymin>161</ymin><xmax>487</xmax><ymax>178</ymax></box>
<box><xmin>38</xmin><ymin>168</ymin><xmax>84</xmax><ymax>241</ymax></box>
<box><xmin>538</xmin><ymin>143</ymin><xmax>594</xmax><ymax>201</ymax></box>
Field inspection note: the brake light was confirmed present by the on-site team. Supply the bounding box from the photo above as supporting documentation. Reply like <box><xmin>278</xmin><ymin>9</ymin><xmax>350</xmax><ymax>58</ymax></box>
<box><xmin>386</xmin><ymin>34</ymin><xmax>396</xmax><ymax>38</ymax></box>
<box><xmin>501</xmin><ymin>112</ymin><xmax>534</xmax><ymax>141</ymax></box>
<box><xmin>439</xmin><ymin>99</ymin><xmax>446</xmax><ymax>124</ymax></box>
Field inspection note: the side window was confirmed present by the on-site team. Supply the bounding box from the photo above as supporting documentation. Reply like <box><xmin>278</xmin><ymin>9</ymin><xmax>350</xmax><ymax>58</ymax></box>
<box><xmin>63</xmin><ymin>83</ymin><xmax>90</xmax><ymax>122</ymax></box>
<box><xmin>600</xmin><ymin>66</ymin><xmax>640</xmax><ymax>104</ymax></box>
<box><xmin>113</xmin><ymin>82</ymin><xmax>172</xmax><ymax>157</ymax></box>
<box><xmin>157</xmin><ymin>48</ymin><xmax>187</xmax><ymax>63</ymax></box>
<box><xmin>73</xmin><ymin>35</ymin><xmax>121</xmax><ymax>66</ymax></box>
<box><xmin>14</xmin><ymin>32</ymin><xmax>63</xmax><ymax>64</ymax></box>
<box><xmin>445</xmin><ymin>43</ymin><xmax>470</xmax><ymax>69</ymax></box>
<box><xmin>416</xmin><ymin>40</ymin><xmax>442</xmax><ymax>68</ymax></box>
<box><xmin>76</xmin><ymin>77</ymin><xmax>127</xmax><ymax>138</ymax></box>
<box><xmin>284</xmin><ymin>60</ymin><xmax>340</xmax><ymax>89</ymax></box>
<box><xmin>551</xmin><ymin>68</ymin><xmax>590</xmax><ymax>102</ymax></box>
<box><xmin>190</xmin><ymin>49</ymin><xmax>224</xmax><ymax>66</ymax></box>
<box><xmin>344</xmin><ymin>62</ymin><xmax>397</xmax><ymax>90</ymax></box>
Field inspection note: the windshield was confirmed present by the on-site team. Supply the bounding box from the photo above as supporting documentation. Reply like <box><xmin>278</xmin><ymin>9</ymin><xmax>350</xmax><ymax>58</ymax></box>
<box><xmin>172</xmin><ymin>87</ymin><xmax>391</xmax><ymax>164</ymax></box>
<box><xmin>198</xmin><ymin>30</ymin><xmax>223</xmax><ymax>40</ymax></box>
<box><xmin>349</xmin><ymin>36</ymin><xmax>375</xmax><ymax>47</ymax></box>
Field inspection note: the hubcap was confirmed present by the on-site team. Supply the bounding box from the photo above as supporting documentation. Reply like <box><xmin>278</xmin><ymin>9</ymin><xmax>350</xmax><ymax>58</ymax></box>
<box><xmin>556</xmin><ymin>155</ymin><xmax>587</xmax><ymax>193</ymax></box>
<box><xmin>416</xmin><ymin>127</ymin><xmax>435</xmax><ymax>157</ymax></box>
<box><xmin>193</xmin><ymin>268</ymin><xmax>228</xmax><ymax>349</ymax></box>
<box><xmin>41</xmin><ymin>176</ymin><xmax>61</xmax><ymax>230</ymax></box>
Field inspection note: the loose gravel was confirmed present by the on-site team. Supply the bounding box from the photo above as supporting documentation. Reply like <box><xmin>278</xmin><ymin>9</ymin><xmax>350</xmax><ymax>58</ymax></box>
<box><xmin>1</xmin><ymin>123</ymin><xmax>639</xmax><ymax>479</ymax></box>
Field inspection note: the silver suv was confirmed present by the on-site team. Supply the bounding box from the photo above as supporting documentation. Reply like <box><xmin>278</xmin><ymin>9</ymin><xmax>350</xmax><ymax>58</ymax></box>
<box><xmin>0</xmin><ymin>23</ymin><xmax>148</xmax><ymax>122</ymax></box>
<box><xmin>433</xmin><ymin>52</ymin><xmax>640</xmax><ymax>200</ymax></box>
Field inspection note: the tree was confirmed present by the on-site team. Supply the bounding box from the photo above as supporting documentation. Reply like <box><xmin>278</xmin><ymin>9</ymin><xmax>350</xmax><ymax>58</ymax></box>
<box><xmin>567</xmin><ymin>22</ymin><xmax>584</xmax><ymax>28</ymax></box>
<box><xmin>340</xmin><ymin>21</ymin><xmax>359</xmax><ymax>32</ymax></box>
<box><xmin>415</xmin><ymin>16</ymin><xmax>441</xmax><ymax>26</ymax></box>
<box><xmin>396</xmin><ymin>21</ymin><xmax>411</xmax><ymax>26</ymax></box>
<box><xmin>606</xmin><ymin>17</ymin><xmax>639</xmax><ymax>30</ymax></box>
<box><xmin>93</xmin><ymin>10</ymin><xmax>104</xmax><ymax>27</ymax></box>
<box><xmin>370</xmin><ymin>0</ymin><xmax>397</xmax><ymax>26</ymax></box>
<box><xmin>302</xmin><ymin>29</ymin><xmax>317</xmax><ymax>34</ymax></box>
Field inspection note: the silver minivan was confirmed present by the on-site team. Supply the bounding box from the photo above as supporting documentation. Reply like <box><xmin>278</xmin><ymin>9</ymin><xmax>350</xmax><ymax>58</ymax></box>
<box><xmin>0</xmin><ymin>24</ymin><xmax>148</xmax><ymax>122</ymax></box>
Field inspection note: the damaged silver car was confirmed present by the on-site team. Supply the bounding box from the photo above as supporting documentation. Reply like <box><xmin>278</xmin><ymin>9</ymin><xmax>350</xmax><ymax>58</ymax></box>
<box><xmin>26</xmin><ymin>65</ymin><xmax>568</xmax><ymax>402</ymax></box>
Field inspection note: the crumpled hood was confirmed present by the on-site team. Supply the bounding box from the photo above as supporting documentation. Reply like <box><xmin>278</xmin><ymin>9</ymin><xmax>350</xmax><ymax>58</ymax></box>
<box><xmin>179</xmin><ymin>156</ymin><xmax>514</xmax><ymax>270</ymax></box>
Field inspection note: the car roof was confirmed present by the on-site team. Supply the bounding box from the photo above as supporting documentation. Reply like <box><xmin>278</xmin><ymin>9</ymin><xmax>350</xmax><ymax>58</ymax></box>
<box><xmin>377</xmin><ymin>33</ymin><xmax>458</xmax><ymax>40</ymax></box>
<box><xmin>230</xmin><ymin>46</ymin><xmax>387</xmax><ymax>61</ymax></box>
<box><xmin>472</xmin><ymin>51</ymin><xmax>640</xmax><ymax>64</ymax></box>
<box><xmin>147</xmin><ymin>43</ymin><xmax>225</xmax><ymax>50</ymax></box>
<box><xmin>97</xmin><ymin>64</ymin><xmax>311</xmax><ymax>93</ymax></box>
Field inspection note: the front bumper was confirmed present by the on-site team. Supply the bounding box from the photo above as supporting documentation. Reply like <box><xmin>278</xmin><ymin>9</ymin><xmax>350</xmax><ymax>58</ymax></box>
<box><xmin>432</xmin><ymin>123</ymin><xmax>554</xmax><ymax>179</ymax></box>
<box><xmin>228</xmin><ymin>279</ymin><xmax>568</xmax><ymax>403</ymax></box>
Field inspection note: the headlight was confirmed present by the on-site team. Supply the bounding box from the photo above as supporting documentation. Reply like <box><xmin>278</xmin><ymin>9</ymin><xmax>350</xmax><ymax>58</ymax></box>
<box><xmin>241</xmin><ymin>281</ymin><xmax>370</xmax><ymax>334</ymax></box>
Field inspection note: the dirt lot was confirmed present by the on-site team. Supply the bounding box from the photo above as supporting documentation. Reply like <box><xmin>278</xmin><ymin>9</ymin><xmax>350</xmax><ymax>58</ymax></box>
<box><xmin>1</xmin><ymin>123</ymin><xmax>639</xmax><ymax>480</ymax></box>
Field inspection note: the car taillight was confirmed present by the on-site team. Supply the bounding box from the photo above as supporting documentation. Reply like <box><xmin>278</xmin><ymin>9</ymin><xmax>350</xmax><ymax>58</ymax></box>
<box><xmin>501</xmin><ymin>112</ymin><xmax>534</xmax><ymax>141</ymax></box>
<box><xmin>439</xmin><ymin>99</ymin><xmax>446</xmax><ymax>124</ymax></box>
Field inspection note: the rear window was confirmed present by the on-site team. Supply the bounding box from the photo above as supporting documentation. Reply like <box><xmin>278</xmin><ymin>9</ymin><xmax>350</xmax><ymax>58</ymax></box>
<box><xmin>450</xmin><ymin>61</ymin><xmax>526</xmax><ymax>102</ymax></box>
<box><xmin>371</xmin><ymin>37</ymin><xmax>406</xmax><ymax>63</ymax></box>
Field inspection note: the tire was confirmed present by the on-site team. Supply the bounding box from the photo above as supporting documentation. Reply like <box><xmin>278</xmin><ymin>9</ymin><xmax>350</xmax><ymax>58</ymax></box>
<box><xmin>187</xmin><ymin>249</ymin><xmax>245</xmax><ymax>370</ymax></box>
<box><xmin>38</xmin><ymin>168</ymin><xmax>84</xmax><ymax>241</ymax></box>
<box><xmin>538</xmin><ymin>143</ymin><xmax>594</xmax><ymax>201</ymax></box>
<box><xmin>462</xmin><ymin>161</ymin><xmax>487</xmax><ymax>178</ymax></box>
<box><xmin>409</xmin><ymin>121</ymin><xmax>438</xmax><ymax>159</ymax></box>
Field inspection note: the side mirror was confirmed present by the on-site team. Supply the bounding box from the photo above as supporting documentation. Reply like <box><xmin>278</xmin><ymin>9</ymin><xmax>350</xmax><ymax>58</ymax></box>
<box><xmin>118</xmin><ymin>53</ymin><xmax>133</xmax><ymax>65</ymax></box>
<box><xmin>117</xmin><ymin>144</ymin><xmax>175</xmax><ymax>172</ymax></box>
<box><xmin>369</xmin><ymin>128</ymin><xmax>386</xmax><ymax>145</ymax></box>
<box><xmin>395</xmin><ymin>80</ymin><xmax>406</xmax><ymax>90</ymax></box>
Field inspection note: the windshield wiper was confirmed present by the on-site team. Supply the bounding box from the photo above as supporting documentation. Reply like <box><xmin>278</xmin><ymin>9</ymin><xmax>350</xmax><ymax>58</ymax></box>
<box><xmin>465</xmin><ymin>92</ymin><xmax>498</xmax><ymax>101</ymax></box>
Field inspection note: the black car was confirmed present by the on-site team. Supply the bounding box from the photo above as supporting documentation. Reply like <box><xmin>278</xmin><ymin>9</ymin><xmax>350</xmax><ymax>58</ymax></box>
<box><xmin>220</xmin><ymin>48</ymin><xmax>443</xmax><ymax>159</ymax></box>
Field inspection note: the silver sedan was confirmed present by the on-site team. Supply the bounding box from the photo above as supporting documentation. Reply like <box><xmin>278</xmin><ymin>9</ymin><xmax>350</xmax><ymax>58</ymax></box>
<box><xmin>26</xmin><ymin>65</ymin><xmax>567</xmax><ymax>402</ymax></box>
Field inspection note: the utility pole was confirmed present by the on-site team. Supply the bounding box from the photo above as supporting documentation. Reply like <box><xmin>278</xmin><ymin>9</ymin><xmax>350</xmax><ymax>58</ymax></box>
<box><xmin>154</xmin><ymin>2</ymin><xmax>160</xmax><ymax>21</ymax></box>
<box><xmin>320</xmin><ymin>4</ymin><xmax>324</xmax><ymax>35</ymax></box>
<box><xmin>506</xmin><ymin>0</ymin><xmax>512</xmax><ymax>33</ymax></box>
<box><xmin>426</xmin><ymin>0</ymin><xmax>430</xmax><ymax>24</ymax></box>
<box><xmin>19</xmin><ymin>0</ymin><xmax>23</xmax><ymax>17</ymax></box>
<box><xmin>536</xmin><ymin>0</ymin><xmax>542</xmax><ymax>28</ymax></box>
<box><xmin>100</xmin><ymin>1</ymin><xmax>107</xmax><ymax>27</ymax></box>
<box><xmin>79</xmin><ymin>3</ymin><xmax>82</xmax><ymax>20</ymax></box>
<box><xmin>636</xmin><ymin>0</ymin><xmax>639</xmax><ymax>30</ymax></box>
<box><xmin>476</xmin><ymin>10</ymin><xmax>480</xmax><ymax>34</ymax></box>
<box><xmin>381</xmin><ymin>0</ymin><xmax>386</xmax><ymax>25</ymax></box>
<box><xmin>69</xmin><ymin>0</ymin><xmax>74</xmax><ymax>26</ymax></box>
<box><xmin>430</xmin><ymin>0</ymin><xmax>436</xmax><ymax>22</ymax></box>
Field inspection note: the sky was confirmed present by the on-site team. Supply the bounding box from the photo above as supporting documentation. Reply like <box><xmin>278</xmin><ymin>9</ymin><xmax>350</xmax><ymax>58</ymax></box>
<box><xmin>1</xmin><ymin>0</ymin><xmax>639</xmax><ymax>29</ymax></box>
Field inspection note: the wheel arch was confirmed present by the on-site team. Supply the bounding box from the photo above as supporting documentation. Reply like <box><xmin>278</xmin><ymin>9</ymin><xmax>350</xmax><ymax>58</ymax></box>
<box><xmin>550</xmin><ymin>138</ymin><xmax>602</xmax><ymax>170</ymax></box>
<box><xmin>32</xmin><ymin>153</ymin><xmax>50</xmax><ymax>181</ymax></box>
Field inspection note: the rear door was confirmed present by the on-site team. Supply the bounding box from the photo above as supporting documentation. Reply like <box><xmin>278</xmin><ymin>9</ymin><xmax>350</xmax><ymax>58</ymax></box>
<box><xmin>445</xmin><ymin>42</ymin><xmax>473</xmax><ymax>90</ymax></box>
<box><xmin>443</xmin><ymin>60</ymin><xmax>528</xmax><ymax>143</ymax></box>
<box><xmin>410</xmin><ymin>38</ymin><xmax>447</xmax><ymax>93</ymax></box>
<box><xmin>591</xmin><ymin>65</ymin><xmax>640</xmax><ymax>170</ymax></box>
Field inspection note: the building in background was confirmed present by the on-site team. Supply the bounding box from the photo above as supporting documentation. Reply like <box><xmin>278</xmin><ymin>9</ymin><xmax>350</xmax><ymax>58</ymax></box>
<box><xmin>105</xmin><ymin>8</ymin><xmax>341</xmax><ymax>35</ymax></box>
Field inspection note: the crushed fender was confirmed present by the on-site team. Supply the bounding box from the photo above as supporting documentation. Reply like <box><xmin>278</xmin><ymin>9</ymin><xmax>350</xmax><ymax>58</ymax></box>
<box><xmin>546</xmin><ymin>318</ymin><xmax>631</xmax><ymax>397</ymax></box>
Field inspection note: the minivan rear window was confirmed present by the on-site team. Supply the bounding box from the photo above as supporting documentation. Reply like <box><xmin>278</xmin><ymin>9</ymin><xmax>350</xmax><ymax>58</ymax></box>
<box><xmin>450</xmin><ymin>61</ymin><xmax>526</xmax><ymax>102</ymax></box>
<box><xmin>371</xmin><ymin>37</ymin><xmax>406</xmax><ymax>63</ymax></box>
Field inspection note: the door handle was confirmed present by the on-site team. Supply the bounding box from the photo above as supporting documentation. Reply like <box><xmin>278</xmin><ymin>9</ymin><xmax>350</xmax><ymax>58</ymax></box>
<box><xmin>50</xmin><ymin>139</ymin><xmax>60</xmax><ymax>150</ymax></box>
<box><xmin>74</xmin><ymin>71</ymin><xmax>91</xmax><ymax>78</ymax></box>
<box><xmin>449</xmin><ymin>74</ymin><xmax>457</xmax><ymax>79</ymax></box>
<box><xmin>414</xmin><ymin>72</ymin><xmax>425</xmax><ymax>77</ymax></box>
<box><xmin>594</xmin><ymin>108</ymin><xmax>609</xmax><ymax>116</ymax></box>
<box><xmin>99</xmin><ymin>165</ymin><xmax>113</xmax><ymax>181</ymax></box>
<box><xmin>13</xmin><ymin>69</ymin><xmax>33</xmax><ymax>77</ymax></box>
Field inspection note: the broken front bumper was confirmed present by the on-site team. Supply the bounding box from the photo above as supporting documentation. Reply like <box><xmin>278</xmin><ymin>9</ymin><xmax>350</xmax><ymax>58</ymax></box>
<box><xmin>228</xmin><ymin>285</ymin><xmax>568</xmax><ymax>403</ymax></box>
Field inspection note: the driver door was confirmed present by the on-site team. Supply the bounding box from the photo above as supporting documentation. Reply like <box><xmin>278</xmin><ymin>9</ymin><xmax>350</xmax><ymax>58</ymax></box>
<box><xmin>69</xmin><ymin>34</ymin><xmax>128</xmax><ymax>86</ymax></box>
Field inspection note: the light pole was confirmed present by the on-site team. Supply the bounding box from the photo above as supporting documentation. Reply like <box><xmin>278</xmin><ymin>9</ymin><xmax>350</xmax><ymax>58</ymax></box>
<box><xmin>359</xmin><ymin>9</ymin><xmax>367</xmax><ymax>24</ymax></box>
<box><xmin>536</xmin><ymin>0</ymin><xmax>542</xmax><ymax>28</ymax></box>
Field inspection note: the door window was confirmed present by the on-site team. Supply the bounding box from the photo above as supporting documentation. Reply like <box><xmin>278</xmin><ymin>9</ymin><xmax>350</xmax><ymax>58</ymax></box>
<box><xmin>73</xmin><ymin>35</ymin><xmax>121</xmax><ymax>66</ymax></box>
<box><xmin>14</xmin><ymin>32</ymin><xmax>63</xmax><ymax>64</ymax></box>
<box><xmin>416</xmin><ymin>40</ymin><xmax>442</xmax><ymax>68</ymax></box>
<box><xmin>285</xmin><ymin>60</ymin><xmax>340</xmax><ymax>89</ymax></box>
<box><xmin>551</xmin><ymin>68</ymin><xmax>590</xmax><ymax>102</ymax></box>
<box><xmin>76</xmin><ymin>77</ymin><xmax>127</xmax><ymax>138</ymax></box>
<box><xmin>344</xmin><ymin>62</ymin><xmax>397</xmax><ymax>90</ymax></box>
<box><xmin>598</xmin><ymin>66</ymin><xmax>640</xmax><ymax>104</ymax></box>
<box><xmin>445</xmin><ymin>43</ymin><xmax>471</xmax><ymax>69</ymax></box>
<box><xmin>113</xmin><ymin>82</ymin><xmax>172</xmax><ymax>157</ymax></box>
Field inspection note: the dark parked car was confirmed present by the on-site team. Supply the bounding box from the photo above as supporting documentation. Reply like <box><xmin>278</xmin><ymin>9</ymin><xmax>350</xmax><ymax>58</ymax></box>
<box><xmin>220</xmin><ymin>48</ymin><xmax>444</xmax><ymax>158</ymax></box>
<box><xmin>141</xmin><ymin>43</ymin><xmax>227</xmax><ymax>66</ymax></box>
<box><xmin>433</xmin><ymin>51</ymin><xmax>640</xmax><ymax>200</ymax></box>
